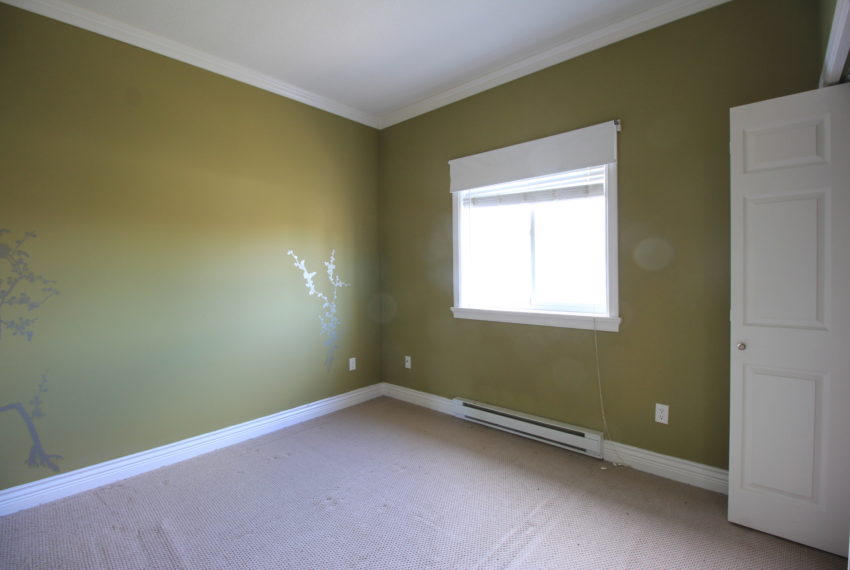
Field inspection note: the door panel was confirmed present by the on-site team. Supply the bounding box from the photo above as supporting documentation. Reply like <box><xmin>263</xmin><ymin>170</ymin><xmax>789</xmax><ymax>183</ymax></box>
<box><xmin>743</xmin><ymin>115</ymin><xmax>829</xmax><ymax>173</ymax></box>
<box><xmin>730</xmin><ymin>83</ymin><xmax>850</xmax><ymax>557</ymax></box>
<box><xmin>744</xmin><ymin>191</ymin><xmax>827</xmax><ymax>329</ymax></box>
<box><xmin>742</xmin><ymin>366</ymin><xmax>821</xmax><ymax>501</ymax></box>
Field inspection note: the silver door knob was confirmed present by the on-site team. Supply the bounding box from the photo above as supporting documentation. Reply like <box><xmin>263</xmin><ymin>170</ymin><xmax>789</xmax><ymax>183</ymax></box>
<box><xmin>736</xmin><ymin>342</ymin><xmax>747</xmax><ymax>351</ymax></box>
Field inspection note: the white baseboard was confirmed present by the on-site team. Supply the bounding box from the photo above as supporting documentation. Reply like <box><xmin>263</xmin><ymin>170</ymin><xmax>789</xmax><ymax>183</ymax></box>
<box><xmin>1</xmin><ymin>381</ymin><xmax>728</xmax><ymax>516</ymax></box>
<box><xmin>603</xmin><ymin>441</ymin><xmax>728</xmax><ymax>495</ymax></box>
<box><xmin>379</xmin><ymin>382</ymin><xmax>456</xmax><ymax>415</ymax></box>
<box><xmin>378</xmin><ymin>383</ymin><xmax>729</xmax><ymax>495</ymax></box>
<box><xmin>0</xmin><ymin>383</ymin><xmax>384</xmax><ymax>516</ymax></box>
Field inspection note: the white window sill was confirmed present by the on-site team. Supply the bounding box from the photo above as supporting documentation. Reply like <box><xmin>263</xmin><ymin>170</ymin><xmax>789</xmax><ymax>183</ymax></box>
<box><xmin>450</xmin><ymin>307</ymin><xmax>621</xmax><ymax>332</ymax></box>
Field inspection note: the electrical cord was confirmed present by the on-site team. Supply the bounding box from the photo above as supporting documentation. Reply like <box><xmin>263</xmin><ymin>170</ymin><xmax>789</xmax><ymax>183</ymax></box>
<box><xmin>593</xmin><ymin>323</ymin><xmax>627</xmax><ymax>468</ymax></box>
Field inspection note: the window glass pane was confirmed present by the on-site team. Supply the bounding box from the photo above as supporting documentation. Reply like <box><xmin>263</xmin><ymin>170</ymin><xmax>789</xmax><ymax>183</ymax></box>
<box><xmin>462</xmin><ymin>202</ymin><xmax>531</xmax><ymax>309</ymax></box>
<box><xmin>532</xmin><ymin>196</ymin><xmax>607</xmax><ymax>313</ymax></box>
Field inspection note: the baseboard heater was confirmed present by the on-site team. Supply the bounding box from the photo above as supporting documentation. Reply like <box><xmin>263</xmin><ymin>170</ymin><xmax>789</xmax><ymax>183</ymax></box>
<box><xmin>452</xmin><ymin>398</ymin><xmax>603</xmax><ymax>459</ymax></box>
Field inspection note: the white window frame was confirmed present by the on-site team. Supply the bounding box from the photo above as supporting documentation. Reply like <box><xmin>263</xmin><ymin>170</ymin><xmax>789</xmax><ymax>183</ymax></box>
<box><xmin>449</xmin><ymin>121</ymin><xmax>621</xmax><ymax>332</ymax></box>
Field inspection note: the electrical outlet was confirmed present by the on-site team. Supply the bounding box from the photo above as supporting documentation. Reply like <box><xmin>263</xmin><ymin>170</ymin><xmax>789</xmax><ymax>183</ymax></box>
<box><xmin>348</xmin><ymin>357</ymin><xmax>356</xmax><ymax>371</ymax></box>
<box><xmin>655</xmin><ymin>403</ymin><xmax>669</xmax><ymax>424</ymax></box>
<box><xmin>404</xmin><ymin>355</ymin><xmax>412</xmax><ymax>369</ymax></box>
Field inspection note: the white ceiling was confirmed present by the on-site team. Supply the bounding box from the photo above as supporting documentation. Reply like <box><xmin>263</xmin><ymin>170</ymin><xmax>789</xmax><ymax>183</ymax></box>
<box><xmin>7</xmin><ymin>0</ymin><xmax>729</xmax><ymax>128</ymax></box>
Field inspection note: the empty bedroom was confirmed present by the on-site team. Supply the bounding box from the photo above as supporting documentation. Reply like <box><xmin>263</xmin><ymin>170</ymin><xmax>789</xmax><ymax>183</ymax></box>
<box><xmin>1</xmin><ymin>0</ymin><xmax>848</xmax><ymax>567</ymax></box>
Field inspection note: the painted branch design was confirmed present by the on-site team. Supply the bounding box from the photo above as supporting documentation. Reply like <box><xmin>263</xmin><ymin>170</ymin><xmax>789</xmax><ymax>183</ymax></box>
<box><xmin>0</xmin><ymin>400</ymin><xmax>62</xmax><ymax>472</ymax></box>
<box><xmin>288</xmin><ymin>250</ymin><xmax>349</xmax><ymax>369</ymax></box>
<box><xmin>0</xmin><ymin>229</ymin><xmax>63</xmax><ymax>472</ymax></box>
<box><xmin>0</xmin><ymin>230</ymin><xmax>59</xmax><ymax>341</ymax></box>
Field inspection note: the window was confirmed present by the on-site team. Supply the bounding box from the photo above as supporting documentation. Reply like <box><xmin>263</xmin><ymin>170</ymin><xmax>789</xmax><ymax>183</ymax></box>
<box><xmin>449</xmin><ymin>121</ymin><xmax>620</xmax><ymax>331</ymax></box>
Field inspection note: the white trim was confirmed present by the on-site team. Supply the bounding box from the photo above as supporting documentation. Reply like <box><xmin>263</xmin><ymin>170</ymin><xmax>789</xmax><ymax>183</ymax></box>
<box><xmin>605</xmin><ymin>162</ymin><xmax>620</xmax><ymax>320</ymax></box>
<box><xmin>6</xmin><ymin>0</ymin><xmax>731</xmax><ymax>129</ymax></box>
<box><xmin>820</xmin><ymin>0</ymin><xmax>850</xmax><ymax>87</ymax></box>
<box><xmin>448</xmin><ymin>122</ymin><xmax>617</xmax><ymax>193</ymax></box>
<box><xmin>380</xmin><ymin>383</ymin><xmax>728</xmax><ymax>494</ymax></box>
<box><xmin>450</xmin><ymin>307</ymin><xmax>621</xmax><ymax>332</ymax></box>
<box><xmin>380</xmin><ymin>382</ymin><xmax>456</xmax><ymax>415</ymax></box>
<box><xmin>2</xmin><ymin>0</ymin><xmax>382</xmax><ymax>128</ymax></box>
<box><xmin>0</xmin><ymin>382</ymin><xmax>728</xmax><ymax>516</ymax></box>
<box><xmin>0</xmin><ymin>384</ymin><xmax>384</xmax><ymax>516</ymax></box>
<box><xmin>377</xmin><ymin>0</ymin><xmax>732</xmax><ymax>127</ymax></box>
<box><xmin>604</xmin><ymin>441</ymin><xmax>728</xmax><ymax>495</ymax></box>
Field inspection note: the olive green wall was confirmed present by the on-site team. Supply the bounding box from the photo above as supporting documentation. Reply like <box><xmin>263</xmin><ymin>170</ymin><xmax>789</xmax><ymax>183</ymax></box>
<box><xmin>378</xmin><ymin>0</ymin><xmax>821</xmax><ymax>469</ymax></box>
<box><xmin>819</xmin><ymin>0</ymin><xmax>837</xmax><ymax>62</ymax></box>
<box><xmin>0</xmin><ymin>5</ymin><xmax>379</xmax><ymax>489</ymax></box>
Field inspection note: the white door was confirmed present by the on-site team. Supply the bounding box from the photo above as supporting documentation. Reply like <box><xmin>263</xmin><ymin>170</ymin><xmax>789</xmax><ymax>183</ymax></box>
<box><xmin>729</xmin><ymin>82</ymin><xmax>850</xmax><ymax>556</ymax></box>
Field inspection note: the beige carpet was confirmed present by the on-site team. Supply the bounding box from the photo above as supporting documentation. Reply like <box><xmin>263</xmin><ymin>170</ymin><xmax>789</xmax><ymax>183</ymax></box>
<box><xmin>0</xmin><ymin>397</ymin><xmax>845</xmax><ymax>569</ymax></box>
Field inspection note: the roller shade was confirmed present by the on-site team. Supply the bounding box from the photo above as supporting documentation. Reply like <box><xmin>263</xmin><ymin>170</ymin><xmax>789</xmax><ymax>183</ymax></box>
<box><xmin>449</xmin><ymin>120</ymin><xmax>619</xmax><ymax>193</ymax></box>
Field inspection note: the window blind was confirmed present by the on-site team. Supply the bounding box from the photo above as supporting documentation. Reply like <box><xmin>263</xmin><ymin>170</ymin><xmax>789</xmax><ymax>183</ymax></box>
<box><xmin>461</xmin><ymin>166</ymin><xmax>606</xmax><ymax>207</ymax></box>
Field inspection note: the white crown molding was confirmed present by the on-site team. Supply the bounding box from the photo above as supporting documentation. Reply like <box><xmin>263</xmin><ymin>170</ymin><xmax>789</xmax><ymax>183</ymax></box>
<box><xmin>2</xmin><ymin>0</ymin><xmax>382</xmax><ymax>128</ymax></box>
<box><xmin>820</xmin><ymin>0</ymin><xmax>850</xmax><ymax>87</ymax></box>
<box><xmin>376</xmin><ymin>0</ymin><xmax>732</xmax><ymax>128</ymax></box>
<box><xmin>8</xmin><ymin>0</ymin><xmax>732</xmax><ymax>130</ymax></box>
<box><xmin>0</xmin><ymin>383</ymin><xmax>384</xmax><ymax>516</ymax></box>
